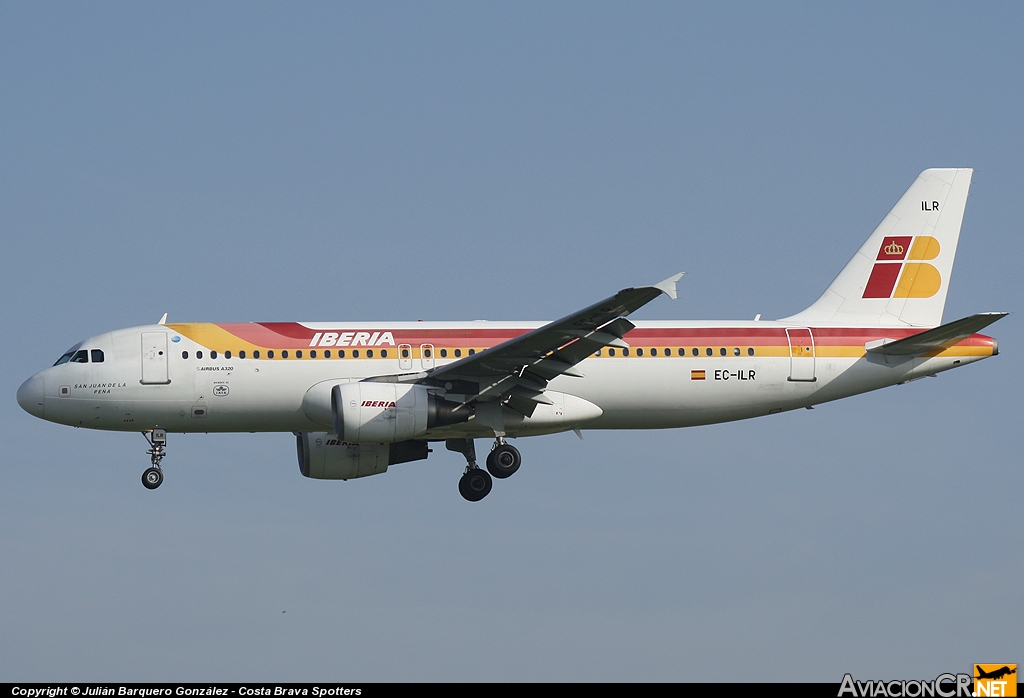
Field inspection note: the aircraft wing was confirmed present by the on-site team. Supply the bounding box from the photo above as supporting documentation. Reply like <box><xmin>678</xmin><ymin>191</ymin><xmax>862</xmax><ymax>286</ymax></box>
<box><xmin>413</xmin><ymin>273</ymin><xmax>683</xmax><ymax>416</ymax></box>
<box><xmin>865</xmin><ymin>312</ymin><xmax>1007</xmax><ymax>356</ymax></box>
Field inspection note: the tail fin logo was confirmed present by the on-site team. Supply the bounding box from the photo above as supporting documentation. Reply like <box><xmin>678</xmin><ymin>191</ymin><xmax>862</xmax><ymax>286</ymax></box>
<box><xmin>884</xmin><ymin>240</ymin><xmax>905</xmax><ymax>256</ymax></box>
<box><xmin>863</xmin><ymin>236</ymin><xmax>942</xmax><ymax>299</ymax></box>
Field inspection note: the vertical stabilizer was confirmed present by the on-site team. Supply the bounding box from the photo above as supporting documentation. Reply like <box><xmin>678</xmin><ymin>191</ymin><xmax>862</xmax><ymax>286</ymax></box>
<box><xmin>780</xmin><ymin>168</ymin><xmax>973</xmax><ymax>327</ymax></box>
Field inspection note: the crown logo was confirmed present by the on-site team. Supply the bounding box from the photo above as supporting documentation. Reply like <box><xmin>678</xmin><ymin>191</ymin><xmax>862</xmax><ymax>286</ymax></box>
<box><xmin>884</xmin><ymin>241</ymin><xmax>904</xmax><ymax>255</ymax></box>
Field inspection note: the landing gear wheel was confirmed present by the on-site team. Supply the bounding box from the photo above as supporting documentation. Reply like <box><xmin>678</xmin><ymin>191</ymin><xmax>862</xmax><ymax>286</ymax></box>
<box><xmin>142</xmin><ymin>467</ymin><xmax>163</xmax><ymax>490</ymax></box>
<box><xmin>459</xmin><ymin>468</ymin><xmax>492</xmax><ymax>502</ymax></box>
<box><xmin>486</xmin><ymin>443</ymin><xmax>521</xmax><ymax>479</ymax></box>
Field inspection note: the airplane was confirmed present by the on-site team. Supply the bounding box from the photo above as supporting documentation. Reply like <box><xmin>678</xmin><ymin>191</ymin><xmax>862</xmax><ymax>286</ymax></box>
<box><xmin>975</xmin><ymin>666</ymin><xmax>1016</xmax><ymax>681</ymax></box>
<box><xmin>17</xmin><ymin>168</ymin><xmax>1005</xmax><ymax>501</ymax></box>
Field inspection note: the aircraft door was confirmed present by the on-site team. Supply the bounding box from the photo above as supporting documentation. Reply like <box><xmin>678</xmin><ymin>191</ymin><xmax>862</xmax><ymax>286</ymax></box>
<box><xmin>399</xmin><ymin>344</ymin><xmax>413</xmax><ymax>371</ymax></box>
<box><xmin>785</xmin><ymin>328</ymin><xmax>816</xmax><ymax>382</ymax></box>
<box><xmin>140</xmin><ymin>332</ymin><xmax>171</xmax><ymax>385</ymax></box>
<box><xmin>420</xmin><ymin>344</ymin><xmax>435</xmax><ymax>370</ymax></box>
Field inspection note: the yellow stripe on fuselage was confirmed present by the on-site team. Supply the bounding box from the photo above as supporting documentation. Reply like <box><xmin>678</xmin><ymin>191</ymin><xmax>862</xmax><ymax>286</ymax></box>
<box><xmin>166</xmin><ymin>323</ymin><xmax>265</xmax><ymax>353</ymax></box>
<box><xmin>162</xmin><ymin>324</ymin><xmax>995</xmax><ymax>361</ymax></box>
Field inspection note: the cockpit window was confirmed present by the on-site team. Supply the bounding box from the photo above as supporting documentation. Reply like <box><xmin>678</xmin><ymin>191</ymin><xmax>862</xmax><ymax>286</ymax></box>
<box><xmin>54</xmin><ymin>343</ymin><xmax>84</xmax><ymax>366</ymax></box>
<box><xmin>91</xmin><ymin>349</ymin><xmax>105</xmax><ymax>363</ymax></box>
<box><xmin>70</xmin><ymin>350</ymin><xmax>89</xmax><ymax>363</ymax></box>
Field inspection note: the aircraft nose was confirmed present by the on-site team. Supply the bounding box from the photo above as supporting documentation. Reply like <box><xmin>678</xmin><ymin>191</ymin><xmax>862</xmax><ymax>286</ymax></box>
<box><xmin>17</xmin><ymin>373</ymin><xmax>45</xmax><ymax>419</ymax></box>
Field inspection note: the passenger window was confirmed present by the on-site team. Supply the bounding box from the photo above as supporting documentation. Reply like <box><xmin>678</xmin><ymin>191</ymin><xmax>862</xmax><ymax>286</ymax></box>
<box><xmin>705</xmin><ymin>348</ymin><xmax>712</xmax><ymax>356</ymax></box>
<box><xmin>692</xmin><ymin>348</ymin><xmax>699</xmax><ymax>356</ymax></box>
<box><xmin>748</xmin><ymin>348</ymin><xmax>754</xmax><ymax>356</ymax></box>
<box><xmin>440</xmin><ymin>349</ymin><xmax>448</xmax><ymax>358</ymax></box>
<box><xmin>181</xmin><ymin>351</ymin><xmax>189</xmax><ymax>360</ymax></box>
<box><xmin>239</xmin><ymin>350</ymin><xmax>246</xmax><ymax>359</ymax></box>
<box><xmin>719</xmin><ymin>347</ymin><xmax>726</xmax><ymax>356</ymax></box>
<box><xmin>380</xmin><ymin>349</ymin><xmax>388</xmax><ymax>358</ymax></box>
<box><xmin>323</xmin><ymin>350</ymin><xmax>330</xmax><ymax>358</ymax></box>
<box><xmin>254</xmin><ymin>350</ymin><xmax>261</xmax><ymax>359</ymax></box>
<box><xmin>91</xmin><ymin>349</ymin><xmax>105</xmax><ymax>363</ymax></box>
<box><xmin>664</xmin><ymin>348</ymin><xmax>671</xmax><ymax>357</ymax></box>
<box><xmin>733</xmin><ymin>347</ymin><xmax>740</xmax><ymax>356</ymax></box>
<box><xmin>309</xmin><ymin>350</ymin><xmax>316</xmax><ymax>358</ymax></box>
<box><xmin>281</xmin><ymin>350</ymin><xmax>289</xmax><ymax>359</ymax></box>
<box><xmin>225</xmin><ymin>350</ymin><xmax>232</xmax><ymax>359</ymax></box>
<box><xmin>367</xmin><ymin>350</ymin><xmax>374</xmax><ymax>358</ymax></box>
<box><xmin>423</xmin><ymin>348</ymin><xmax>432</xmax><ymax>358</ymax></box>
<box><xmin>296</xmin><ymin>350</ymin><xmax>303</xmax><ymax>359</ymax></box>
<box><xmin>211</xmin><ymin>351</ymin><xmax>218</xmax><ymax>359</ymax></box>
<box><xmin>352</xmin><ymin>350</ymin><xmax>360</xmax><ymax>358</ymax></box>
<box><xmin>401</xmin><ymin>348</ymin><xmax>410</xmax><ymax>358</ymax></box>
<box><xmin>678</xmin><ymin>348</ymin><xmax>685</xmax><ymax>356</ymax></box>
<box><xmin>608</xmin><ymin>348</ymin><xmax>616</xmax><ymax>357</ymax></box>
<box><xmin>338</xmin><ymin>350</ymin><xmax>345</xmax><ymax>358</ymax></box>
<box><xmin>197</xmin><ymin>350</ymin><xmax>204</xmax><ymax>359</ymax></box>
<box><xmin>623</xmin><ymin>348</ymin><xmax>630</xmax><ymax>357</ymax></box>
<box><xmin>454</xmin><ymin>349</ymin><xmax>462</xmax><ymax>358</ymax></box>
<box><xmin>468</xmin><ymin>348</ymin><xmax>475</xmax><ymax>355</ymax></box>
<box><xmin>267</xmin><ymin>350</ymin><xmax>275</xmax><ymax>359</ymax></box>
<box><xmin>637</xmin><ymin>348</ymin><xmax>644</xmax><ymax>357</ymax></box>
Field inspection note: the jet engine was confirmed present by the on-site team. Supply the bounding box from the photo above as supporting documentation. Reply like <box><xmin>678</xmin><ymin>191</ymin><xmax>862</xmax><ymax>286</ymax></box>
<box><xmin>330</xmin><ymin>382</ymin><xmax>468</xmax><ymax>443</ymax></box>
<box><xmin>296</xmin><ymin>431</ymin><xmax>430</xmax><ymax>480</ymax></box>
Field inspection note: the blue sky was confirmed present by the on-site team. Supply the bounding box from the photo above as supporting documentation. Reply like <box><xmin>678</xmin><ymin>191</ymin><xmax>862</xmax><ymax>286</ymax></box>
<box><xmin>2</xmin><ymin>2</ymin><xmax>1021</xmax><ymax>681</ymax></box>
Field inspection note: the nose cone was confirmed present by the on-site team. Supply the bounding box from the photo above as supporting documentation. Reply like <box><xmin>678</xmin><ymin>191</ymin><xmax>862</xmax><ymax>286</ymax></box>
<box><xmin>17</xmin><ymin>373</ymin><xmax>45</xmax><ymax>419</ymax></box>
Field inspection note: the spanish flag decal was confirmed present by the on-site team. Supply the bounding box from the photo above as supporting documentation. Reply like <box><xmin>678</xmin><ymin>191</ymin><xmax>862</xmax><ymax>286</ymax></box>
<box><xmin>691</xmin><ymin>370</ymin><xmax>706</xmax><ymax>381</ymax></box>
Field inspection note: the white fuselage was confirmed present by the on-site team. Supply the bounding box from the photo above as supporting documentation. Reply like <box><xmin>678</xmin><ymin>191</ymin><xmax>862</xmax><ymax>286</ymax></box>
<box><xmin>19</xmin><ymin>320</ymin><xmax>994</xmax><ymax>439</ymax></box>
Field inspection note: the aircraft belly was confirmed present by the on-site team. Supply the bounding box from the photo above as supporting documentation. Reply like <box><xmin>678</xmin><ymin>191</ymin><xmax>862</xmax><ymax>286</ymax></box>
<box><xmin>553</xmin><ymin>357</ymin><xmax>802</xmax><ymax>429</ymax></box>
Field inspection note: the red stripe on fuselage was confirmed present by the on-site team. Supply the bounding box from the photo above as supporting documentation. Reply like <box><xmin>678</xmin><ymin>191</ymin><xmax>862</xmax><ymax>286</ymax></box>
<box><xmin>203</xmin><ymin>323</ymin><xmax>990</xmax><ymax>351</ymax></box>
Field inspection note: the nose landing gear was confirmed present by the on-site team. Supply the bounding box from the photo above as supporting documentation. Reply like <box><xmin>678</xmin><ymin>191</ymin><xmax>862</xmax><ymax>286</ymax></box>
<box><xmin>141</xmin><ymin>429</ymin><xmax>167</xmax><ymax>490</ymax></box>
<box><xmin>142</xmin><ymin>467</ymin><xmax>163</xmax><ymax>489</ymax></box>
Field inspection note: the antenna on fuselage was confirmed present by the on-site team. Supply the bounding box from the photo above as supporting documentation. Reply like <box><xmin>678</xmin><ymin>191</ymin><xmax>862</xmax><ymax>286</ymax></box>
<box><xmin>158</xmin><ymin>313</ymin><xmax>168</xmax><ymax>324</ymax></box>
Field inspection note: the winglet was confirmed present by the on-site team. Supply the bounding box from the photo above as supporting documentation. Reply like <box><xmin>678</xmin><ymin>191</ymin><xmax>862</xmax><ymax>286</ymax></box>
<box><xmin>652</xmin><ymin>273</ymin><xmax>685</xmax><ymax>300</ymax></box>
<box><xmin>158</xmin><ymin>313</ymin><xmax>168</xmax><ymax>325</ymax></box>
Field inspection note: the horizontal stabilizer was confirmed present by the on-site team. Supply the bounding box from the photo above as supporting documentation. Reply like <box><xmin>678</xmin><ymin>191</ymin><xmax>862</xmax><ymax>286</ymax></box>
<box><xmin>865</xmin><ymin>312</ymin><xmax>1007</xmax><ymax>356</ymax></box>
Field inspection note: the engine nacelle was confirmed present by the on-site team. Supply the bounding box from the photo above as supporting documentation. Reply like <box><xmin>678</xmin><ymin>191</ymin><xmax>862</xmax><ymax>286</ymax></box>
<box><xmin>330</xmin><ymin>382</ymin><xmax>468</xmax><ymax>443</ymax></box>
<box><xmin>296</xmin><ymin>432</ymin><xmax>429</xmax><ymax>480</ymax></box>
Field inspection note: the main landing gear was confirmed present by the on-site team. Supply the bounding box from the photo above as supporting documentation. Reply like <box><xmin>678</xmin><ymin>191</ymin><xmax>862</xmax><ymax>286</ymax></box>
<box><xmin>447</xmin><ymin>437</ymin><xmax>522</xmax><ymax>502</ymax></box>
<box><xmin>486</xmin><ymin>438</ymin><xmax>521</xmax><ymax>479</ymax></box>
<box><xmin>141</xmin><ymin>429</ymin><xmax>167</xmax><ymax>490</ymax></box>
